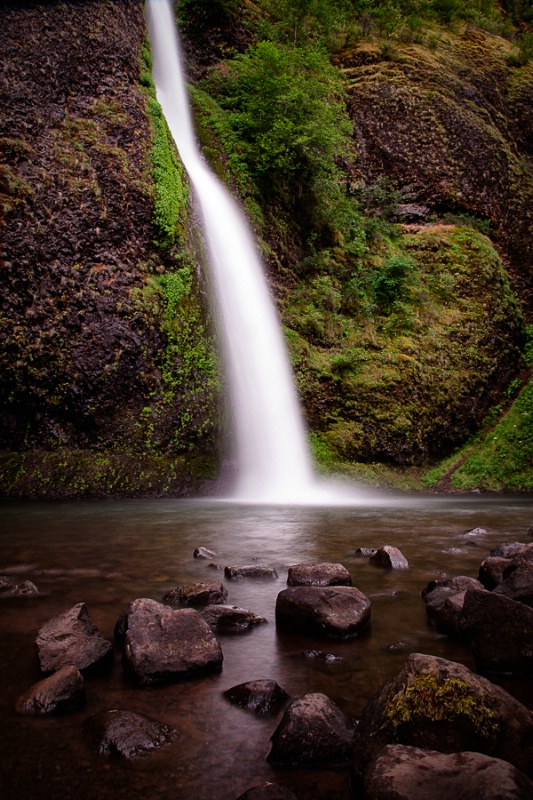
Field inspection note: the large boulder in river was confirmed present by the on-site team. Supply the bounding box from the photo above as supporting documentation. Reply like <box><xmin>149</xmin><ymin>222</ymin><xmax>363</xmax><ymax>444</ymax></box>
<box><xmin>84</xmin><ymin>709</ymin><xmax>177</xmax><ymax>758</ymax></box>
<box><xmin>460</xmin><ymin>589</ymin><xmax>533</xmax><ymax>675</ymax></box>
<box><xmin>15</xmin><ymin>665</ymin><xmax>86</xmax><ymax>715</ymax></box>
<box><xmin>370</xmin><ymin>546</ymin><xmax>408</xmax><ymax>569</ymax></box>
<box><xmin>287</xmin><ymin>562</ymin><xmax>352</xmax><ymax>587</ymax></box>
<box><xmin>36</xmin><ymin>603</ymin><xmax>114</xmax><ymax>677</ymax></box>
<box><xmin>275</xmin><ymin>586</ymin><xmax>371</xmax><ymax>639</ymax></box>
<box><xmin>121</xmin><ymin>598</ymin><xmax>223</xmax><ymax>685</ymax></box>
<box><xmin>352</xmin><ymin>653</ymin><xmax>533</xmax><ymax>781</ymax></box>
<box><xmin>268</xmin><ymin>692</ymin><xmax>355</xmax><ymax>766</ymax></box>
<box><xmin>364</xmin><ymin>744</ymin><xmax>533</xmax><ymax>800</ymax></box>
<box><xmin>422</xmin><ymin>576</ymin><xmax>485</xmax><ymax>635</ymax></box>
<box><xmin>493</xmin><ymin>551</ymin><xmax>533</xmax><ymax>608</ymax></box>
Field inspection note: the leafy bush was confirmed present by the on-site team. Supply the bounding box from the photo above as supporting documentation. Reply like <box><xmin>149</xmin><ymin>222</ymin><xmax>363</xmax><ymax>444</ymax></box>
<box><xmin>372</xmin><ymin>254</ymin><xmax>418</xmax><ymax>313</ymax></box>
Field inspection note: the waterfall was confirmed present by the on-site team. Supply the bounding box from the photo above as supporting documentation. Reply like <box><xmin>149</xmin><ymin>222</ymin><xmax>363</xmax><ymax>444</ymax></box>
<box><xmin>145</xmin><ymin>0</ymin><xmax>317</xmax><ymax>503</ymax></box>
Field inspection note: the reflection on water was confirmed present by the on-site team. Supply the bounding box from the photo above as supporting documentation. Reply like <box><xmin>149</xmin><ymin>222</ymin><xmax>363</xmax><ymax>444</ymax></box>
<box><xmin>1</xmin><ymin>494</ymin><xmax>532</xmax><ymax>799</ymax></box>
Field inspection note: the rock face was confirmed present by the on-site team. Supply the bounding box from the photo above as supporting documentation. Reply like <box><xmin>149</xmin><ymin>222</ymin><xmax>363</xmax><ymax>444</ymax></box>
<box><xmin>275</xmin><ymin>586</ymin><xmax>371</xmax><ymax>639</ymax></box>
<box><xmin>84</xmin><ymin>710</ymin><xmax>177</xmax><ymax>759</ymax></box>
<box><xmin>460</xmin><ymin>589</ymin><xmax>533</xmax><ymax>675</ymax></box>
<box><xmin>0</xmin><ymin>0</ymin><xmax>219</xmax><ymax>498</ymax></box>
<box><xmin>352</xmin><ymin>653</ymin><xmax>533</xmax><ymax>781</ymax></box>
<box><xmin>287</xmin><ymin>562</ymin><xmax>352</xmax><ymax>587</ymax></box>
<box><xmin>121</xmin><ymin>598</ymin><xmax>223</xmax><ymax>685</ymax></box>
<box><xmin>36</xmin><ymin>603</ymin><xmax>114</xmax><ymax>676</ymax></box>
<box><xmin>223</xmin><ymin>680</ymin><xmax>289</xmax><ymax>714</ymax></box>
<box><xmin>268</xmin><ymin>692</ymin><xmax>355</xmax><ymax>766</ymax></box>
<box><xmin>364</xmin><ymin>745</ymin><xmax>533</xmax><ymax>800</ymax></box>
<box><xmin>15</xmin><ymin>665</ymin><xmax>86</xmax><ymax>715</ymax></box>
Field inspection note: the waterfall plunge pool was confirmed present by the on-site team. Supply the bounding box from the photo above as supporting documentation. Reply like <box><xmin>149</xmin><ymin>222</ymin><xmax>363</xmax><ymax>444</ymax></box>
<box><xmin>1</xmin><ymin>494</ymin><xmax>532</xmax><ymax>799</ymax></box>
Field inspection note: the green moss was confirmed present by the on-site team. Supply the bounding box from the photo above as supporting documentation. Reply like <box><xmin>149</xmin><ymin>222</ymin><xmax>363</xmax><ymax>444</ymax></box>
<box><xmin>382</xmin><ymin>674</ymin><xmax>500</xmax><ymax>746</ymax></box>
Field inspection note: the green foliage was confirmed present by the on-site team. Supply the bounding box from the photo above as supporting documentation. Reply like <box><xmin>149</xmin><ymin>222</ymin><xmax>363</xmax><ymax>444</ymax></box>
<box><xmin>450</xmin><ymin>377</ymin><xmax>533</xmax><ymax>490</ymax></box>
<box><xmin>371</xmin><ymin>254</ymin><xmax>418</xmax><ymax>314</ymax></box>
<box><xmin>202</xmin><ymin>40</ymin><xmax>353</xmax><ymax>230</ymax></box>
<box><xmin>382</xmin><ymin>674</ymin><xmax>499</xmax><ymax>746</ymax></box>
<box><xmin>139</xmin><ymin>41</ymin><xmax>188</xmax><ymax>249</ymax></box>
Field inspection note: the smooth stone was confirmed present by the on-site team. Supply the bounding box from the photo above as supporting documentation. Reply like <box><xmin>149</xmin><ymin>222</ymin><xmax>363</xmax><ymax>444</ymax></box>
<box><xmin>15</xmin><ymin>665</ymin><xmax>86</xmax><ymax>715</ymax></box>
<box><xmin>162</xmin><ymin>581</ymin><xmax>228</xmax><ymax>606</ymax></box>
<box><xmin>224</xmin><ymin>679</ymin><xmax>289</xmax><ymax>714</ymax></box>
<box><xmin>121</xmin><ymin>598</ymin><xmax>223</xmax><ymax>685</ymax></box>
<box><xmin>276</xmin><ymin>585</ymin><xmax>371</xmax><ymax>639</ymax></box>
<box><xmin>193</xmin><ymin>547</ymin><xmax>216</xmax><ymax>559</ymax></box>
<box><xmin>84</xmin><ymin>709</ymin><xmax>177</xmax><ymax>758</ymax></box>
<box><xmin>200</xmin><ymin>604</ymin><xmax>267</xmax><ymax>633</ymax></box>
<box><xmin>369</xmin><ymin>546</ymin><xmax>409</xmax><ymax>569</ymax></box>
<box><xmin>224</xmin><ymin>564</ymin><xmax>278</xmax><ymax>580</ymax></box>
<box><xmin>268</xmin><ymin>692</ymin><xmax>355</xmax><ymax>766</ymax></box>
<box><xmin>287</xmin><ymin>562</ymin><xmax>352</xmax><ymax>587</ymax></box>
<box><xmin>36</xmin><ymin>602</ymin><xmax>114</xmax><ymax>677</ymax></box>
<box><xmin>364</xmin><ymin>744</ymin><xmax>533</xmax><ymax>800</ymax></box>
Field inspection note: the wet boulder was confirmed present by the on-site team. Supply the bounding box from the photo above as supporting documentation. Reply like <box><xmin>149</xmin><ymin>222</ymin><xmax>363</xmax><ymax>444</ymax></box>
<box><xmin>352</xmin><ymin>652</ymin><xmax>533</xmax><ymax>781</ymax></box>
<box><xmin>422</xmin><ymin>576</ymin><xmax>485</xmax><ymax>635</ymax></box>
<box><xmin>193</xmin><ymin>547</ymin><xmax>216</xmax><ymax>560</ymax></box>
<box><xmin>268</xmin><ymin>692</ymin><xmax>355</xmax><ymax>766</ymax></box>
<box><xmin>490</xmin><ymin>542</ymin><xmax>533</xmax><ymax>558</ymax></box>
<box><xmin>121</xmin><ymin>598</ymin><xmax>223</xmax><ymax>685</ymax></box>
<box><xmin>370</xmin><ymin>546</ymin><xmax>409</xmax><ymax>569</ymax></box>
<box><xmin>162</xmin><ymin>581</ymin><xmax>228</xmax><ymax>607</ymax></box>
<box><xmin>478</xmin><ymin>556</ymin><xmax>513</xmax><ymax>589</ymax></box>
<box><xmin>15</xmin><ymin>665</ymin><xmax>86</xmax><ymax>715</ymax></box>
<box><xmin>200</xmin><ymin>604</ymin><xmax>267</xmax><ymax>633</ymax></box>
<box><xmin>463</xmin><ymin>527</ymin><xmax>488</xmax><ymax>538</ymax></box>
<box><xmin>493</xmin><ymin>553</ymin><xmax>533</xmax><ymax>608</ymax></box>
<box><xmin>275</xmin><ymin>586</ymin><xmax>371</xmax><ymax>639</ymax></box>
<box><xmin>224</xmin><ymin>564</ymin><xmax>278</xmax><ymax>580</ymax></box>
<box><xmin>364</xmin><ymin>745</ymin><xmax>533</xmax><ymax>800</ymax></box>
<box><xmin>460</xmin><ymin>589</ymin><xmax>533</xmax><ymax>675</ymax></box>
<box><xmin>236</xmin><ymin>785</ymin><xmax>298</xmax><ymax>800</ymax></box>
<box><xmin>224</xmin><ymin>679</ymin><xmax>289</xmax><ymax>714</ymax></box>
<box><xmin>36</xmin><ymin>603</ymin><xmax>114</xmax><ymax>677</ymax></box>
<box><xmin>84</xmin><ymin>709</ymin><xmax>177</xmax><ymax>758</ymax></box>
<box><xmin>287</xmin><ymin>562</ymin><xmax>352</xmax><ymax>587</ymax></box>
<box><xmin>355</xmin><ymin>547</ymin><xmax>377</xmax><ymax>558</ymax></box>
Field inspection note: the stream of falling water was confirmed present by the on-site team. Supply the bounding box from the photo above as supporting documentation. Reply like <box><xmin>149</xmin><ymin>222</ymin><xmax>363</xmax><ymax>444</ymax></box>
<box><xmin>146</xmin><ymin>0</ymin><xmax>321</xmax><ymax>504</ymax></box>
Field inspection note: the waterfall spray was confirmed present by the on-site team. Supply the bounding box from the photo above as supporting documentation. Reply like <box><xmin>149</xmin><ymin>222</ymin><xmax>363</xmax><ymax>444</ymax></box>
<box><xmin>146</xmin><ymin>0</ymin><xmax>319</xmax><ymax>503</ymax></box>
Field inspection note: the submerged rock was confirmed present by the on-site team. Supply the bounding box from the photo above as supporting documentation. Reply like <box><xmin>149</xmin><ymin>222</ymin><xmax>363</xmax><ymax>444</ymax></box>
<box><xmin>162</xmin><ymin>581</ymin><xmax>228</xmax><ymax>606</ymax></box>
<box><xmin>84</xmin><ymin>709</ymin><xmax>177</xmax><ymax>759</ymax></box>
<box><xmin>224</xmin><ymin>564</ymin><xmax>278</xmax><ymax>580</ymax></box>
<box><xmin>276</xmin><ymin>585</ymin><xmax>371</xmax><ymax>639</ymax></box>
<box><xmin>121</xmin><ymin>598</ymin><xmax>223</xmax><ymax>685</ymax></box>
<box><xmin>268</xmin><ymin>692</ymin><xmax>355</xmax><ymax>766</ymax></box>
<box><xmin>36</xmin><ymin>603</ymin><xmax>114</xmax><ymax>677</ymax></box>
<box><xmin>352</xmin><ymin>652</ymin><xmax>533</xmax><ymax>781</ymax></box>
<box><xmin>287</xmin><ymin>562</ymin><xmax>352</xmax><ymax>587</ymax></box>
<box><xmin>200</xmin><ymin>604</ymin><xmax>267</xmax><ymax>633</ymax></box>
<box><xmin>15</xmin><ymin>665</ymin><xmax>86</xmax><ymax>715</ymax></box>
<box><xmin>224</xmin><ymin>679</ymin><xmax>289</xmax><ymax>714</ymax></box>
<box><xmin>193</xmin><ymin>547</ymin><xmax>216</xmax><ymax>560</ymax></box>
<box><xmin>364</xmin><ymin>745</ymin><xmax>533</xmax><ymax>800</ymax></box>
<box><xmin>370</xmin><ymin>546</ymin><xmax>409</xmax><ymax>569</ymax></box>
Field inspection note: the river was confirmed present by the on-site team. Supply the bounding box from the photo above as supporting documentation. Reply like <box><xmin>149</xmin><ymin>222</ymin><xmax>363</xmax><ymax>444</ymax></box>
<box><xmin>1</xmin><ymin>494</ymin><xmax>532</xmax><ymax>799</ymax></box>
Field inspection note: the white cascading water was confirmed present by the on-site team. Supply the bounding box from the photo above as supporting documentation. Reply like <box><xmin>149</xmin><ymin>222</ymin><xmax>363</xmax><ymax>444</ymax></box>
<box><xmin>146</xmin><ymin>0</ymin><xmax>319</xmax><ymax>503</ymax></box>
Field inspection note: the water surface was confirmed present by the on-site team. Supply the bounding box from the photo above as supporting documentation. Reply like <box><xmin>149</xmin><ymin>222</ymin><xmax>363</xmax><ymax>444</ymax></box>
<box><xmin>1</xmin><ymin>494</ymin><xmax>532</xmax><ymax>799</ymax></box>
